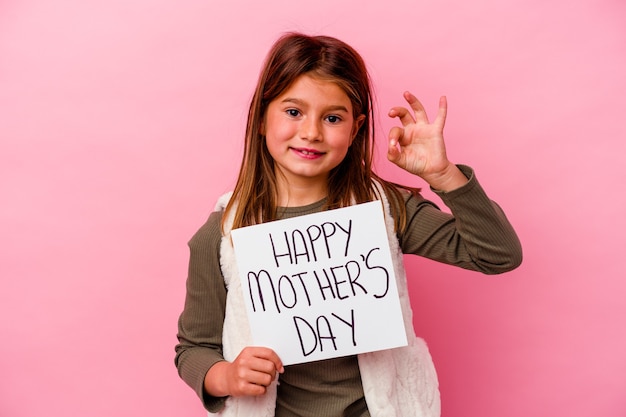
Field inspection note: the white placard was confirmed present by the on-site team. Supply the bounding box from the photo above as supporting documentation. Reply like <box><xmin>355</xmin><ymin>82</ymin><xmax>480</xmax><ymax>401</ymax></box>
<box><xmin>230</xmin><ymin>200</ymin><xmax>407</xmax><ymax>365</ymax></box>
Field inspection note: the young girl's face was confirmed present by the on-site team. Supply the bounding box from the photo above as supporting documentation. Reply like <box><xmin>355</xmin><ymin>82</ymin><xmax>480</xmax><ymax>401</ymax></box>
<box><xmin>263</xmin><ymin>74</ymin><xmax>364</xmax><ymax>194</ymax></box>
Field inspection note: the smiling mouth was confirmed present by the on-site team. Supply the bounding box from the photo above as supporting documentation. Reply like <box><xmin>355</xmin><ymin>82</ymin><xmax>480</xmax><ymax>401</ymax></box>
<box><xmin>292</xmin><ymin>147</ymin><xmax>325</xmax><ymax>157</ymax></box>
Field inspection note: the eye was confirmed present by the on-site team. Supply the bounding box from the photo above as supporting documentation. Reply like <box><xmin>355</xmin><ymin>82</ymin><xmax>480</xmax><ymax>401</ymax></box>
<box><xmin>326</xmin><ymin>115</ymin><xmax>342</xmax><ymax>124</ymax></box>
<box><xmin>286</xmin><ymin>108</ymin><xmax>301</xmax><ymax>117</ymax></box>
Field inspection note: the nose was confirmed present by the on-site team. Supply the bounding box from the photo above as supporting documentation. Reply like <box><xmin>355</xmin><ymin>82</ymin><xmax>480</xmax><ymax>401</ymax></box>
<box><xmin>299</xmin><ymin>117</ymin><xmax>322</xmax><ymax>142</ymax></box>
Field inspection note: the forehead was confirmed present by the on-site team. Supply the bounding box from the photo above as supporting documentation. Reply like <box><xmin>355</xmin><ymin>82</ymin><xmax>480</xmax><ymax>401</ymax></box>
<box><xmin>275</xmin><ymin>74</ymin><xmax>352</xmax><ymax>107</ymax></box>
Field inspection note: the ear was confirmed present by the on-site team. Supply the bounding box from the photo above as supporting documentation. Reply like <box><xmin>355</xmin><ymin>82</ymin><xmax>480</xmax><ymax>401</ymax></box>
<box><xmin>350</xmin><ymin>114</ymin><xmax>366</xmax><ymax>144</ymax></box>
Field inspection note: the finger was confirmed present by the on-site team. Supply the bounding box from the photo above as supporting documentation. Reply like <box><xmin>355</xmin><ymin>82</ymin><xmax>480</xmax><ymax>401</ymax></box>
<box><xmin>243</xmin><ymin>378</ymin><xmax>268</xmax><ymax>396</ymax></box>
<box><xmin>236</xmin><ymin>381</ymin><xmax>266</xmax><ymax>397</ymax></box>
<box><xmin>403</xmin><ymin>91</ymin><xmax>429</xmax><ymax>124</ymax></box>
<box><xmin>387</xmin><ymin>141</ymin><xmax>401</xmax><ymax>164</ymax></box>
<box><xmin>388</xmin><ymin>106</ymin><xmax>416</xmax><ymax>127</ymax></box>
<box><xmin>253</xmin><ymin>347</ymin><xmax>284</xmax><ymax>374</ymax></box>
<box><xmin>388</xmin><ymin>126</ymin><xmax>404</xmax><ymax>148</ymax></box>
<box><xmin>234</xmin><ymin>359</ymin><xmax>275</xmax><ymax>391</ymax></box>
<box><xmin>387</xmin><ymin>127</ymin><xmax>404</xmax><ymax>164</ymax></box>
<box><xmin>434</xmin><ymin>95</ymin><xmax>447</xmax><ymax>129</ymax></box>
<box><xmin>249</xmin><ymin>369</ymin><xmax>274</xmax><ymax>387</ymax></box>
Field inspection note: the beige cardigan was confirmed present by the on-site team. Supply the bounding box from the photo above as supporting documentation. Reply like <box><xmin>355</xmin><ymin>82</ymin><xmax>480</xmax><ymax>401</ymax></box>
<box><xmin>212</xmin><ymin>186</ymin><xmax>441</xmax><ymax>417</ymax></box>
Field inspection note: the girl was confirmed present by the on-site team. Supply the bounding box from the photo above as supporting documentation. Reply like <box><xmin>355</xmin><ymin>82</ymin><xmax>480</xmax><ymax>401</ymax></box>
<box><xmin>175</xmin><ymin>33</ymin><xmax>522</xmax><ymax>417</ymax></box>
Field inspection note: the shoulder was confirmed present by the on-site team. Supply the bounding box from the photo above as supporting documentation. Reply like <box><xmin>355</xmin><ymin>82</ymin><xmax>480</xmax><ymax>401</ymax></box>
<box><xmin>191</xmin><ymin>191</ymin><xmax>233</xmax><ymax>243</ymax></box>
<box><xmin>188</xmin><ymin>209</ymin><xmax>225</xmax><ymax>250</ymax></box>
<box><xmin>375</xmin><ymin>180</ymin><xmax>435</xmax><ymax>214</ymax></box>
<box><xmin>214</xmin><ymin>191</ymin><xmax>233</xmax><ymax>212</ymax></box>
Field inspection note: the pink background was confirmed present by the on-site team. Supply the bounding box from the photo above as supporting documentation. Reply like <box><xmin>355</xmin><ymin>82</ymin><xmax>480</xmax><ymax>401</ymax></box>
<box><xmin>1</xmin><ymin>1</ymin><xmax>625</xmax><ymax>416</ymax></box>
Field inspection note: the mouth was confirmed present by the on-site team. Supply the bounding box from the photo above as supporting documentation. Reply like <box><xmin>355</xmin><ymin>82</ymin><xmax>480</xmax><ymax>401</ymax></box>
<box><xmin>291</xmin><ymin>147</ymin><xmax>325</xmax><ymax>158</ymax></box>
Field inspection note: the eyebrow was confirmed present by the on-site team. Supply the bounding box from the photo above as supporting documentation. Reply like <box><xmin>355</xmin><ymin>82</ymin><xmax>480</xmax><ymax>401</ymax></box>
<box><xmin>281</xmin><ymin>98</ymin><xmax>350</xmax><ymax>113</ymax></box>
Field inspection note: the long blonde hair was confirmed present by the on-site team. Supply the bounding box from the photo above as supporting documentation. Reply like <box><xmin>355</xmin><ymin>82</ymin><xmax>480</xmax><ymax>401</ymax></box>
<box><xmin>223</xmin><ymin>33</ymin><xmax>415</xmax><ymax>232</ymax></box>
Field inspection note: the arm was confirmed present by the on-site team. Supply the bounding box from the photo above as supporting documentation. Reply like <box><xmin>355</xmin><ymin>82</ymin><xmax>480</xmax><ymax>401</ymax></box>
<box><xmin>174</xmin><ymin>211</ymin><xmax>229</xmax><ymax>411</ymax></box>
<box><xmin>175</xmin><ymin>212</ymin><xmax>284</xmax><ymax>412</ymax></box>
<box><xmin>399</xmin><ymin>165</ymin><xmax>522</xmax><ymax>273</ymax></box>
<box><xmin>387</xmin><ymin>93</ymin><xmax>522</xmax><ymax>272</ymax></box>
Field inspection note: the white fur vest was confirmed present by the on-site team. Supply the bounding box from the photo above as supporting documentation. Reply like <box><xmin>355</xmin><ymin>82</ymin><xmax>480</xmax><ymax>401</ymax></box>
<box><xmin>211</xmin><ymin>187</ymin><xmax>441</xmax><ymax>417</ymax></box>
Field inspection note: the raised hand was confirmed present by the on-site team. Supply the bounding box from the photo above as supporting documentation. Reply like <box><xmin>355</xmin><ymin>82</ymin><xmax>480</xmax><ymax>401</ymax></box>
<box><xmin>204</xmin><ymin>346</ymin><xmax>284</xmax><ymax>397</ymax></box>
<box><xmin>387</xmin><ymin>92</ymin><xmax>467</xmax><ymax>191</ymax></box>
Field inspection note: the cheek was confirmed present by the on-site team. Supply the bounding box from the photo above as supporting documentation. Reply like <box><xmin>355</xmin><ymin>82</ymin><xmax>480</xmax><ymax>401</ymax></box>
<box><xmin>265</xmin><ymin>116</ymin><xmax>296</xmax><ymax>142</ymax></box>
<box><xmin>332</xmin><ymin>126</ymin><xmax>357</xmax><ymax>149</ymax></box>
<box><xmin>264</xmin><ymin>124</ymin><xmax>294</xmax><ymax>157</ymax></box>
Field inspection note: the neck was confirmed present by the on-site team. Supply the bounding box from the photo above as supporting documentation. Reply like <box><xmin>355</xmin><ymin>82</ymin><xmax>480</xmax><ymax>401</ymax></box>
<box><xmin>276</xmin><ymin>178</ymin><xmax>328</xmax><ymax>207</ymax></box>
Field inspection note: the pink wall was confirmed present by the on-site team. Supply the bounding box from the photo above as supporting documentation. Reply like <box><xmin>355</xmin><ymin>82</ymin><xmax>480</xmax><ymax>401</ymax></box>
<box><xmin>1</xmin><ymin>0</ymin><xmax>625</xmax><ymax>416</ymax></box>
